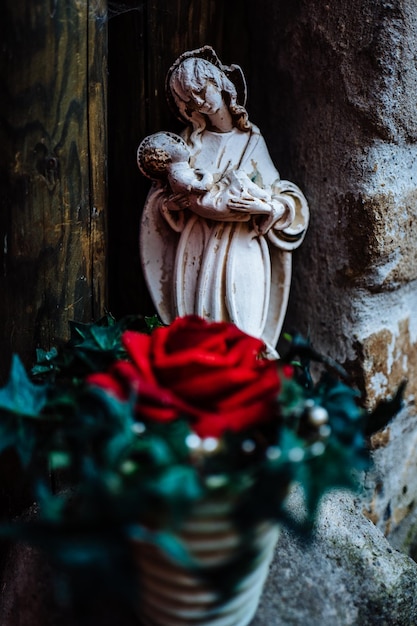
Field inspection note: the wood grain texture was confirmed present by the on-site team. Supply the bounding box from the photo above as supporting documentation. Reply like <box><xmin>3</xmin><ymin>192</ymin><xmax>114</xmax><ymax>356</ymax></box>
<box><xmin>0</xmin><ymin>0</ymin><xmax>253</xmax><ymax>375</ymax></box>
<box><xmin>0</xmin><ymin>0</ymin><xmax>108</xmax><ymax>378</ymax></box>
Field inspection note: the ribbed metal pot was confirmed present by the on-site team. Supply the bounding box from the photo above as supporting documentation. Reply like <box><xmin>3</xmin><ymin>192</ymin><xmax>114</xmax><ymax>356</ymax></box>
<box><xmin>133</xmin><ymin>498</ymin><xmax>279</xmax><ymax>626</ymax></box>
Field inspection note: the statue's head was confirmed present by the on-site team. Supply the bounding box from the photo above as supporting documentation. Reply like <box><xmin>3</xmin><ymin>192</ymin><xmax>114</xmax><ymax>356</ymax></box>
<box><xmin>167</xmin><ymin>48</ymin><xmax>250</xmax><ymax>134</ymax></box>
<box><xmin>169</xmin><ymin>58</ymin><xmax>238</xmax><ymax>119</ymax></box>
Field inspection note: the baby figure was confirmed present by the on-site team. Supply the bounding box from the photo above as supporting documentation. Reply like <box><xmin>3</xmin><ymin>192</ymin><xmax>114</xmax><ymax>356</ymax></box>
<box><xmin>137</xmin><ymin>131</ymin><xmax>213</xmax><ymax>194</ymax></box>
<box><xmin>137</xmin><ymin>131</ymin><xmax>290</xmax><ymax>235</ymax></box>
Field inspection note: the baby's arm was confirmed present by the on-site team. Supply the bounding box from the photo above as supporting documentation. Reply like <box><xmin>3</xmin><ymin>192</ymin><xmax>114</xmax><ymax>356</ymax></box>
<box><xmin>194</xmin><ymin>169</ymin><xmax>214</xmax><ymax>190</ymax></box>
<box><xmin>168</xmin><ymin>163</ymin><xmax>213</xmax><ymax>194</ymax></box>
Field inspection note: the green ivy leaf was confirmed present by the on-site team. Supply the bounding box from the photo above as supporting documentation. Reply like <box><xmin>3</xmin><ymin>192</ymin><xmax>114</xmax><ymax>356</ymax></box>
<box><xmin>32</xmin><ymin>347</ymin><xmax>59</xmax><ymax>376</ymax></box>
<box><xmin>144</xmin><ymin>315</ymin><xmax>164</xmax><ymax>333</ymax></box>
<box><xmin>65</xmin><ymin>315</ymin><xmax>143</xmax><ymax>374</ymax></box>
<box><xmin>0</xmin><ymin>355</ymin><xmax>48</xmax><ymax>418</ymax></box>
<box><xmin>0</xmin><ymin>327</ymin><xmax>394</xmax><ymax>609</ymax></box>
<box><xmin>69</xmin><ymin>314</ymin><xmax>116</xmax><ymax>342</ymax></box>
<box><xmin>278</xmin><ymin>377</ymin><xmax>307</xmax><ymax>418</ymax></box>
<box><xmin>147</xmin><ymin>465</ymin><xmax>203</xmax><ymax>502</ymax></box>
<box><xmin>128</xmin><ymin>524</ymin><xmax>195</xmax><ymax>568</ymax></box>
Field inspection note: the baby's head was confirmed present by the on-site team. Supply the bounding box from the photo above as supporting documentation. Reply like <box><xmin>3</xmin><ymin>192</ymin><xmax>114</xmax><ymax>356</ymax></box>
<box><xmin>137</xmin><ymin>131</ymin><xmax>190</xmax><ymax>180</ymax></box>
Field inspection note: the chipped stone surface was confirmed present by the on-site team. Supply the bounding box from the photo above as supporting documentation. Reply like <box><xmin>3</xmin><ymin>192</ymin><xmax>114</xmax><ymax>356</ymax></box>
<box><xmin>245</xmin><ymin>8</ymin><xmax>417</xmax><ymax>618</ymax></box>
<box><xmin>360</xmin><ymin>316</ymin><xmax>417</xmax><ymax>405</ymax></box>
<box><xmin>363</xmin><ymin>405</ymin><xmax>417</xmax><ymax>557</ymax></box>
<box><xmin>252</xmin><ymin>490</ymin><xmax>417</xmax><ymax>626</ymax></box>
<box><xmin>247</xmin><ymin>0</ymin><xmax>417</xmax><ymax>405</ymax></box>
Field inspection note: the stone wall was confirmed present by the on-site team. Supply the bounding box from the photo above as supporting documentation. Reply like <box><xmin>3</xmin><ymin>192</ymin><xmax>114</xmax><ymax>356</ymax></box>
<box><xmin>247</xmin><ymin>0</ymin><xmax>417</xmax><ymax>406</ymax></box>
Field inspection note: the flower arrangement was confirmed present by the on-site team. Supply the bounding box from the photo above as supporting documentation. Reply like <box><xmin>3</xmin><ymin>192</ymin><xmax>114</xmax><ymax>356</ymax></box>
<box><xmin>0</xmin><ymin>314</ymin><xmax>399</xmax><ymax>618</ymax></box>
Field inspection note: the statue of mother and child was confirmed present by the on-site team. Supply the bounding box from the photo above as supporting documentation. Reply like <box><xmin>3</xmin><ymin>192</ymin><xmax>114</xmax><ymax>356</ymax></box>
<box><xmin>138</xmin><ymin>46</ymin><xmax>309</xmax><ymax>356</ymax></box>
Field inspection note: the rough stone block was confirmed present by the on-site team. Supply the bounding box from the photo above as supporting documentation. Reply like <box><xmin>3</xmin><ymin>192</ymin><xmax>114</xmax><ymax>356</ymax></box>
<box><xmin>252</xmin><ymin>489</ymin><xmax>417</xmax><ymax>626</ymax></box>
<box><xmin>247</xmin><ymin>0</ymin><xmax>417</xmax><ymax>405</ymax></box>
<box><xmin>364</xmin><ymin>405</ymin><xmax>417</xmax><ymax>557</ymax></box>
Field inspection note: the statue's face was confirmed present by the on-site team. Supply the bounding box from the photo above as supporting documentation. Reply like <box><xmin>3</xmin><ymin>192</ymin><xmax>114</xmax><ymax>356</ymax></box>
<box><xmin>188</xmin><ymin>82</ymin><xmax>225</xmax><ymax>117</ymax></box>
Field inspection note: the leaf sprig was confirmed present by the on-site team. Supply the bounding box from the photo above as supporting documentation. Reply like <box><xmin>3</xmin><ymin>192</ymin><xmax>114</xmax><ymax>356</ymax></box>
<box><xmin>0</xmin><ymin>318</ymin><xmax>402</xmax><ymax>607</ymax></box>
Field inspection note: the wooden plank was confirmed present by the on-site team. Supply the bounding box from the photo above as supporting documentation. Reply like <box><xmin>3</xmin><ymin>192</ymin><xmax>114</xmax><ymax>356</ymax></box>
<box><xmin>88</xmin><ymin>0</ymin><xmax>109</xmax><ymax>320</ymax></box>
<box><xmin>0</xmin><ymin>0</ymin><xmax>108</xmax><ymax>378</ymax></box>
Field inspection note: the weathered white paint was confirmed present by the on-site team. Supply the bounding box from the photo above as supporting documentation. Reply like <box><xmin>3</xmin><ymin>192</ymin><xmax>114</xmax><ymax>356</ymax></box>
<box><xmin>138</xmin><ymin>46</ymin><xmax>309</xmax><ymax>352</ymax></box>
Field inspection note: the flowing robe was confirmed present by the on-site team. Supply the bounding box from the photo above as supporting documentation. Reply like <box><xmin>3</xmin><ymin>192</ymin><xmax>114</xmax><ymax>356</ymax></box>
<box><xmin>140</xmin><ymin>124</ymin><xmax>309</xmax><ymax>350</ymax></box>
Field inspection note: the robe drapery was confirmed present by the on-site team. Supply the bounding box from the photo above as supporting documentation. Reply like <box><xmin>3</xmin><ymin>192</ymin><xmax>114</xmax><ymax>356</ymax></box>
<box><xmin>140</xmin><ymin>124</ymin><xmax>309</xmax><ymax>350</ymax></box>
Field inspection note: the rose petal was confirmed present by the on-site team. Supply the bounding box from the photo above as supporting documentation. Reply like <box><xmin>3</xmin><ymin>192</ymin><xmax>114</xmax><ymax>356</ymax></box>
<box><xmin>87</xmin><ymin>372</ymin><xmax>127</xmax><ymax>399</ymax></box>
<box><xmin>152</xmin><ymin>316</ymin><xmax>264</xmax><ymax>370</ymax></box>
<box><xmin>168</xmin><ymin>368</ymin><xmax>265</xmax><ymax>405</ymax></box>
<box><xmin>282</xmin><ymin>364</ymin><xmax>295</xmax><ymax>379</ymax></box>
<box><xmin>122</xmin><ymin>331</ymin><xmax>158</xmax><ymax>383</ymax></box>
<box><xmin>216</xmin><ymin>369</ymin><xmax>280</xmax><ymax>410</ymax></box>
<box><xmin>111</xmin><ymin>361</ymin><xmax>143</xmax><ymax>392</ymax></box>
<box><xmin>136</xmin><ymin>403</ymin><xmax>180</xmax><ymax>423</ymax></box>
<box><xmin>192</xmin><ymin>400</ymin><xmax>275</xmax><ymax>438</ymax></box>
<box><xmin>163</xmin><ymin>316</ymin><xmax>230</xmax><ymax>354</ymax></box>
<box><xmin>134</xmin><ymin>378</ymin><xmax>181</xmax><ymax>410</ymax></box>
<box><xmin>90</xmin><ymin>316</ymin><xmax>281</xmax><ymax>438</ymax></box>
<box><xmin>151</xmin><ymin>329</ymin><xmax>232</xmax><ymax>370</ymax></box>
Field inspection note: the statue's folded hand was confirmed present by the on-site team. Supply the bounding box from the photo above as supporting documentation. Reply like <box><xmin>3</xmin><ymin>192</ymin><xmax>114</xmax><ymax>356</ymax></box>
<box><xmin>227</xmin><ymin>195</ymin><xmax>269</xmax><ymax>214</ymax></box>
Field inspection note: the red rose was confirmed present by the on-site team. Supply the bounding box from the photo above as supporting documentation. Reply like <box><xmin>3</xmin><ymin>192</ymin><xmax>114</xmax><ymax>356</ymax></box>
<box><xmin>87</xmin><ymin>316</ymin><xmax>280</xmax><ymax>438</ymax></box>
